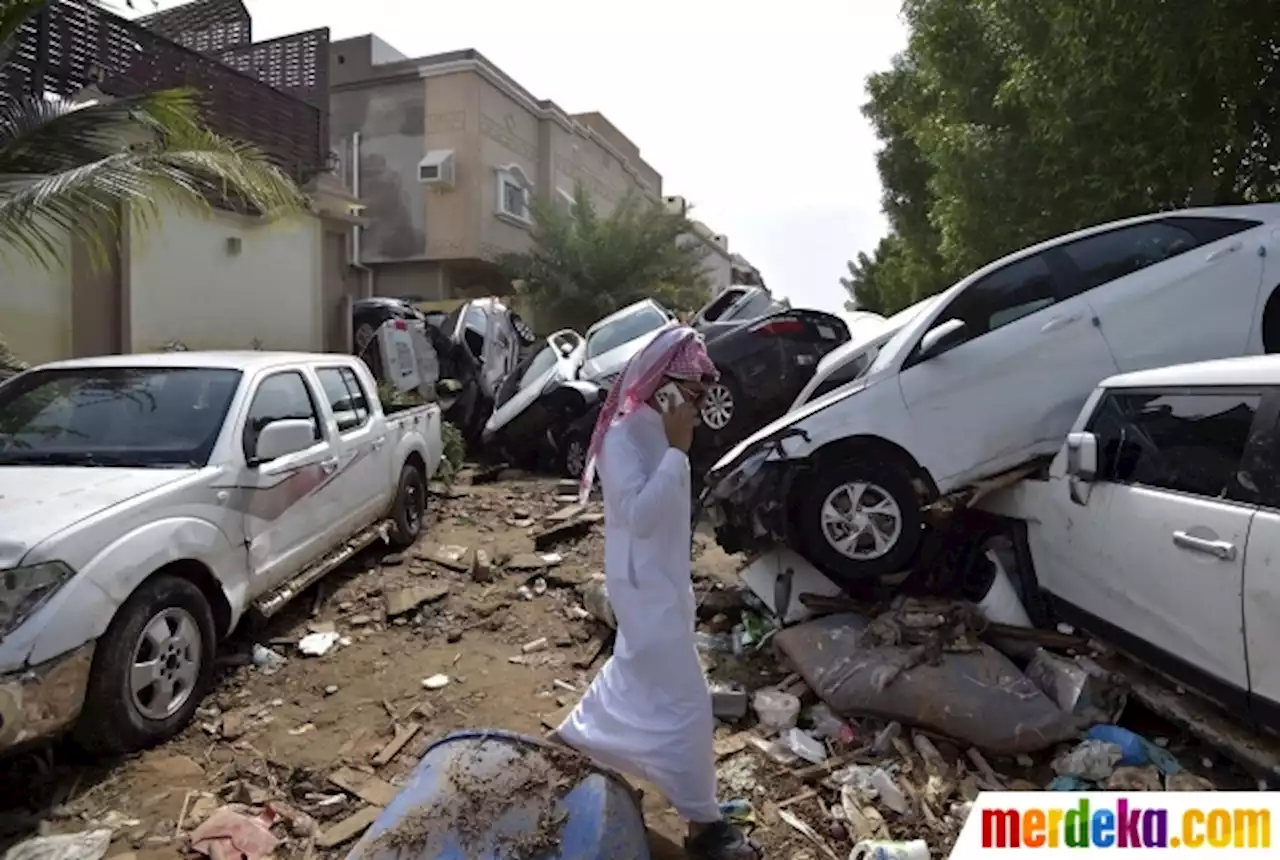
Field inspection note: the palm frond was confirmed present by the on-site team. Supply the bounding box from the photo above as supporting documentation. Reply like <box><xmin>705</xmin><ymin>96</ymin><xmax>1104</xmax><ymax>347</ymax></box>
<box><xmin>0</xmin><ymin>0</ymin><xmax>46</xmax><ymax>68</ymax></box>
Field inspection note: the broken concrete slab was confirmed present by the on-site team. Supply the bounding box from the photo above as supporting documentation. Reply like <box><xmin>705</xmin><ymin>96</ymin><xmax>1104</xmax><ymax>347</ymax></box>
<box><xmin>384</xmin><ymin>583</ymin><xmax>450</xmax><ymax>617</ymax></box>
<box><xmin>506</xmin><ymin>552</ymin><xmax>563</xmax><ymax>572</ymax></box>
<box><xmin>533</xmin><ymin>519</ymin><xmax>592</xmax><ymax>551</ymax></box>
<box><xmin>415</xmin><ymin>544</ymin><xmax>471</xmax><ymax>572</ymax></box>
<box><xmin>470</xmin><ymin>549</ymin><xmax>492</xmax><ymax>583</ymax></box>
<box><xmin>548</xmin><ymin>503</ymin><xmax>585</xmax><ymax>522</ymax></box>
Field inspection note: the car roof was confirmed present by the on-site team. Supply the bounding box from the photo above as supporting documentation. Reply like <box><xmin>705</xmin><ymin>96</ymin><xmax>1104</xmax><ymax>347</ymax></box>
<box><xmin>588</xmin><ymin>299</ymin><xmax>665</xmax><ymax>332</ymax></box>
<box><xmin>31</xmin><ymin>351</ymin><xmax>357</xmax><ymax>373</ymax></box>
<box><xmin>1103</xmin><ymin>355</ymin><xmax>1280</xmax><ymax>390</ymax></box>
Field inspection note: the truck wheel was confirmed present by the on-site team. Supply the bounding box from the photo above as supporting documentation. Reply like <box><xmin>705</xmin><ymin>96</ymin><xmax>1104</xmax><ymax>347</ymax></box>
<box><xmin>795</xmin><ymin>459</ymin><xmax>922</xmax><ymax>583</ymax></box>
<box><xmin>74</xmin><ymin>575</ymin><xmax>216</xmax><ymax>755</ymax></box>
<box><xmin>389</xmin><ymin>462</ymin><xmax>427</xmax><ymax>548</ymax></box>
<box><xmin>700</xmin><ymin>373</ymin><xmax>742</xmax><ymax>437</ymax></box>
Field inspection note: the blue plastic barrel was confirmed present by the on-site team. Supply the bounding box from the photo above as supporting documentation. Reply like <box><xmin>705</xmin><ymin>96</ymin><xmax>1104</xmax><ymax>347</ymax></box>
<box><xmin>344</xmin><ymin>729</ymin><xmax>651</xmax><ymax>860</ymax></box>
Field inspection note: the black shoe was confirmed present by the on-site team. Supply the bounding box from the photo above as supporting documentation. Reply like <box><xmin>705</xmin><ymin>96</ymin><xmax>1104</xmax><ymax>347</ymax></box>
<box><xmin>684</xmin><ymin>821</ymin><xmax>762</xmax><ymax>860</ymax></box>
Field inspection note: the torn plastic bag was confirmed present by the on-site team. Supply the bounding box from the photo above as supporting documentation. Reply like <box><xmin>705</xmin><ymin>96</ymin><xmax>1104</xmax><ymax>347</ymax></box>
<box><xmin>773</xmin><ymin>612</ymin><xmax>1081</xmax><ymax>755</ymax></box>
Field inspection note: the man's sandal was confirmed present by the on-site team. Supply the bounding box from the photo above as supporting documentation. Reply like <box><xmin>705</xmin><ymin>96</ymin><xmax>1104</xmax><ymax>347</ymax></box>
<box><xmin>684</xmin><ymin>821</ymin><xmax>763</xmax><ymax>860</ymax></box>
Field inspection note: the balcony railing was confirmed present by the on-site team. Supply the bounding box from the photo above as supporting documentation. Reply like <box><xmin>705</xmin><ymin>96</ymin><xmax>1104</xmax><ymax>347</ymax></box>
<box><xmin>0</xmin><ymin>0</ymin><xmax>327</xmax><ymax>183</ymax></box>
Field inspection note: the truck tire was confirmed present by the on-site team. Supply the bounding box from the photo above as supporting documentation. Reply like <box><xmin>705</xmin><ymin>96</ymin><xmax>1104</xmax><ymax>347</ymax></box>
<box><xmin>560</xmin><ymin>427</ymin><xmax>590</xmax><ymax>478</ymax></box>
<box><xmin>388</xmin><ymin>462</ymin><xmax>427</xmax><ymax>549</ymax></box>
<box><xmin>74</xmin><ymin>575</ymin><xmax>216</xmax><ymax>755</ymax></box>
<box><xmin>795</xmin><ymin>459</ymin><xmax>922</xmax><ymax>583</ymax></box>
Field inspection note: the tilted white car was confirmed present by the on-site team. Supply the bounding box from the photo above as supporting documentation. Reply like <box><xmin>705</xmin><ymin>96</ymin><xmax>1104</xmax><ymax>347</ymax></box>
<box><xmin>705</xmin><ymin>205</ymin><xmax>1280</xmax><ymax>583</ymax></box>
<box><xmin>0</xmin><ymin>352</ymin><xmax>442</xmax><ymax>754</ymax></box>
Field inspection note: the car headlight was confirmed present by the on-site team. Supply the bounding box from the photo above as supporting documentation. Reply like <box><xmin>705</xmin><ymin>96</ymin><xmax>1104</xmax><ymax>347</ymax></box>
<box><xmin>709</xmin><ymin>447</ymin><xmax>772</xmax><ymax>501</ymax></box>
<box><xmin>0</xmin><ymin>561</ymin><xmax>75</xmax><ymax>637</ymax></box>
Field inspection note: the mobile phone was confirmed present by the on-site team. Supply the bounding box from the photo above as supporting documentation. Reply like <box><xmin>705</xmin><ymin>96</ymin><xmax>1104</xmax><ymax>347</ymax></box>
<box><xmin>655</xmin><ymin>381</ymin><xmax>685</xmax><ymax>414</ymax></box>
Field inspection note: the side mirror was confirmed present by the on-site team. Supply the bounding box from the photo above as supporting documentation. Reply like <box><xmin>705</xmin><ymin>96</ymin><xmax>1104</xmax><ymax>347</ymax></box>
<box><xmin>917</xmin><ymin>318</ymin><xmax>967</xmax><ymax>360</ymax></box>
<box><xmin>254</xmin><ymin>419</ymin><xmax>315</xmax><ymax>464</ymax></box>
<box><xmin>1065</xmin><ymin>431</ymin><xmax>1099</xmax><ymax>481</ymax></box>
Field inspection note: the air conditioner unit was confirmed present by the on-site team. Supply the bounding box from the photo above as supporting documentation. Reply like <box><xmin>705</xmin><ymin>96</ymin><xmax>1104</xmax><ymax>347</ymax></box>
<box><xmin>418</xmin><ymin>150</ymin><xmax>456</xmax><ymax>189</ymax></box>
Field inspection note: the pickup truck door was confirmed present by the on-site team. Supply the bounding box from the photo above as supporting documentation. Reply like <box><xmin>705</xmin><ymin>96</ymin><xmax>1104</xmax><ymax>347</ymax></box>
<box><xmin>1037</xmin><ymin>388</ymin><xmax>1259</xmax><ymax>701</ymax></box>
<box><xmin>235</xmin><ymin>369</ymin><xmax>346</xmax><ymax>590</ymax></box>
<box><xmin>1049</xmin><ymin>216</ymin><xmax>1266</xmax><ymax>373</ymax></box>
<box><xmin>313</xmin><ymin>365</ymin><xmax>386</xmax><ymax>529</ymax></box>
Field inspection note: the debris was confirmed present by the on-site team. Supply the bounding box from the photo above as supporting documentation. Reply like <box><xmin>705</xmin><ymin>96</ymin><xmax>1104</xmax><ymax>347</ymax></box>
<box><xmin>325</xmin><ymin>684</ymin><xmax>340</xmax><ymax>696</ymax></box>
<box><xmin>328</xmin><ymin>767</ymin><xmax>399</xmax><ymax>806</ymax></box>
<box><xmin>250</xmin><ymin>644</ymin><xmax>286</xmax><ymax>674</ymax></box>
<box><xmin>422</xmin><ymin>674</ymin><xmax>450</xmax><ymax>690</ymax></box>
<box><xmin>580</xmin><ymin>577</ymin><xmax>616</xmax><ymax>628</ymax></box>
<box><xmin>714</xmin><ymin>732</ymin><xmax>752</xmax><ymax>759</ymax></box>
<box><xmin>851</xmin><ymin>839</ymin><xmax>930</xmax><ymax>860</ymax></box>
<box><xmin>1086</xmin><ymin>724</ymin><xmax>1182</xmax><ymax>773</ymax></box>
<box><xmin>1026</xmin><ymin>648</ymin><xmax>1124</xmax><ymax>720</ymax></box>
<box><xmin>1053</xmin><ymin>740</ymin><xmax>1123</xmax><ymax>782</ymax></box>
<box><xmin>710</xmin><ymin>683</ymin><xmax>749</xmax><ymax>721</ymax></box>
<box><xmin>1166</xmin><ymin>772</ymin><xmax>1216</xmax><ymax>791</ymax></box>
<box><xmin>384</xmin><ymin>582</ymin><xmax>451</xmax><ymax>617</ymax></box>
<box><xmin>871</xmin><ymin>722</ymin><xmax>902</xmax><ymax>756</ymax></box>
<box><xmin>418</xmin><ymin>544</ymin><xmax>471</xmax><ymax>572</ymax></box>
<box><xmin>521</xmin><ymin>637</ymin><xmax>550</xmax><ymax>653</ymax></box>
<box><xmin>297</xmin><ymin>631</ymin><xmax>340</xmax><ymax>657</ymax></box>
<box><xmin>516</xmin><ymin>585</ymin><xmax>535</xmax><ymax>600</ymax></box>
<box><xmin>1105</xmin><ymin>765</ymin><xmax>1163</xmax><ymax>791</ymax></box>
<box><xmin>533</xmin><ymin>519</ymin><xmax>592</xmax><ymax>550</ymax></box>
<box><xmin>140</xmin><ymin>754</ymin><xmax>205</xmax><ymax>781</ymax></box>
<box><xmin>507</xmin><ymin>552</ymin><xmax>560</xmax><ymax>571</ymax></box>
<box><xmin>868</xmin><ymin>768</ymin><xmax>909</xmax><ymax>815</ymax></box>
<box><xmin>783</xmin><ymin>727</ymin><xmax>827</xmax><ymax>765</ymax></box>
<box><xmin>2</xmin><ymin>830</ymin><xmax>112</xmax><ymax>860</ymax></box>
<box><xmin>470</xmin><ymin>549</ymin><xmax>492</xmax><ymax>583</ymax></box>
<box><xmin>752</xmin><ymin>690</ymin><xmax>801</xmax><ymax>731</ymax></box>
<box><xmin>189</xmin><ymin>807</ymin><xmax>279</xmax><ymax>860</ymax></box>
<box><xmin>548</xmin><ymin>503</ymin><xmax>585</xmax><ymax>522</ymax></box>
<box><xmin>289</xmin><ymin>723</ymin><xmax>315</xmax><ymax>736</ymax></box>
<box><xmin>316</xmin><ymin>806</ymin><xmax>382</xmax><ymax>849</ymax></box>
<box><xmin>372</xmin><ymin>724</ymin><xmax>422</xmax><ymax>767</ymax></box>
<box><xmin>777</xmin><ymin>808</ymin><xmax>841</xmax><ymax>860</ymax></box>
<box><xmin>840</xmin><ymin>784</ymin><xmax>889</xmax><ymax>842</ymax></box>
<box><xmin>532</xmin><ymin>577</ymin><xmax>548</xmax><ymax>595</ymax></box>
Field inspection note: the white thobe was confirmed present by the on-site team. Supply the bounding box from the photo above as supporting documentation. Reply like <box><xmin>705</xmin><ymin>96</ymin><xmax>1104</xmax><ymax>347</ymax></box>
<box><xmin>557</xmin><ymin>406</ymin><xmax>721</xmax><ymax>823</ymax></box>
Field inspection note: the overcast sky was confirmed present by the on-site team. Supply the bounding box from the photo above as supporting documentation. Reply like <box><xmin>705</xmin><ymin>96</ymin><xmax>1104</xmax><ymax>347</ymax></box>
<box><xmin>146</xmin><ymin>0</ymin><xmax>907</xmax><ymax>315</ymax></box>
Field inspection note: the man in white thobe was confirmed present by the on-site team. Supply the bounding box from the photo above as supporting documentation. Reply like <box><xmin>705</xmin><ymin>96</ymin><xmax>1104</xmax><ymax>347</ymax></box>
<box><xmin>552</xmin><ymin>327</ymin><xmax>760</xmax><ymax>860</ymax></box>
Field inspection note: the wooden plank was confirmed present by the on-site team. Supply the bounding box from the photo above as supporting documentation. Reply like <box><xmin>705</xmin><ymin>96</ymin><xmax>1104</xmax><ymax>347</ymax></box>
<box><xmin>372</xmin><ymin>723</ymin><xmax>422</xmax><ymax>768</ymax></box>
<box><xmin>317</xmin><ymin>805</ymin><xmax>383</xmax><ymax>848</ymax></box>
<box><xmin>329</xmin><ymin>767</ymin><xmax>399</xmax><ymax>806</ymax></box>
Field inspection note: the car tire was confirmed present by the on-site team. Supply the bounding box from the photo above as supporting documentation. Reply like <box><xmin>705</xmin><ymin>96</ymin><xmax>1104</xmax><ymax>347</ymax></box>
<box><xmin>700</xmin><ymin>373</ymin><xmax>743</xmax><ymax>438</ymax></box>
<box><xmin>560</xmin><ymin>428</ymin><xmax>590</xmax><ymax>479</ymax></box>
<box><xmin>795</xmin><ymin>458</ymin><xmax>923</xmax><ymax>583</ymax></box>
<box><xmin>74</xmin><ymin>575</ymin><xmax>216</xmax><ymax>755</ymax></box>
<box><xmin>388</xmin><ymin>461</ymin><xmax>427</xmax><ymax>548</ymax></box>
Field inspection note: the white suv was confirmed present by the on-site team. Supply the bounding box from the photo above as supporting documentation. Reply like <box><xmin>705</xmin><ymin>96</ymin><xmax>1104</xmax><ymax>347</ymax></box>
<box><xmin>704</xmin><ymin>205</ymin><xmax>1280</xmax><ymax>582</ymax></box>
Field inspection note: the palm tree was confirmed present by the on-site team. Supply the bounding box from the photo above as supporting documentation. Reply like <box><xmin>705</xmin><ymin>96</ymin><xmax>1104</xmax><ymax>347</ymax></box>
<box><xmin>496</xmin><ymin>183</ymin><xmax>712</xmax><ymax>333</ymax></box>
<box><xmin>0</xmin><ymin>0</ymin><xmax>307</xmax><ymax>374</ymax></box>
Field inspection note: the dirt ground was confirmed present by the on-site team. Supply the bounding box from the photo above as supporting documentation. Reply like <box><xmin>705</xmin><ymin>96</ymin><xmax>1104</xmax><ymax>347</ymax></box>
<box><xmin>0</xmin><ymin>470</ymin><xmax>1253</xmax><ymax>860</ymax></box>
<box><xmin>0</xmin><ymin>472</ymin><xmax>829</xmax><ymax>860</ymax></box>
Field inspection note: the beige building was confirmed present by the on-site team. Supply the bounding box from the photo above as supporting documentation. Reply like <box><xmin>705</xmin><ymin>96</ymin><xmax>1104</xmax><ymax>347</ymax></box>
<box><xmin>329</xmin><ymin>38</ymin><xmax>668</xmax><ymax>300</ymax></box>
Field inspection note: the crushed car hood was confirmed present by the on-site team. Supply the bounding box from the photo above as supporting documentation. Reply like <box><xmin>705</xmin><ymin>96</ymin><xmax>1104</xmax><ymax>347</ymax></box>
<box><xmin>0</xmin><ymin>467</ymin><xmax>191</xmax><ymax>568</ymax></box>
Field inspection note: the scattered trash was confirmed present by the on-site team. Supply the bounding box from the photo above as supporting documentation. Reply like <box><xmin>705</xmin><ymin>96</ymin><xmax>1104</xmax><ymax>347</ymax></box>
<box><xmin>3</xmin><ymin>830</ymin><xmax>112</xmax><ymax>860</ymax></box>
<box><xmin>1053</xmin><ymin>740</ymin><xmax>1123</xmax><ymax>781</ymax></box>
<box><xmin>384</xmin><ymin>582</ymin><xmax>450</xmax><ymax>617</ymax></box>
<box><xmin>297</xmin><ymin>631</ymin><xmax>340</xmax><ymax>657</ymax></box>
<box><xmin>422</xmin><ymin>674</ymin><xmax>450</xmax><ymax>690</ymax></box>
<box><xmin>695</xmin><ymin>631</ymin><xmax>734</xmax><ymax>654</ymax></box>
<box><xmin>190</xmin><ymin>807</ymin><xmax>279</xmax><ymax>860</ymax></box>
<box><xmin>719</xmin><ymin>798</ymin><xmax>756</xmax><ymax>826</ymax></box>
<box><xmin>1166</xmin><ymin>772</ymin><xmax>1216</xmax><ymax>791</ymax></box>
<box><xmin>1086</xmin><ymin>724</ymin><xmax>1182</xmax><ymax>773</ymax></box>
<box><xmin>752</xmin><ymin>690</ymin><xmax>801</xmax><ymax>731</ymax></box>
<box><xmin>1026</xmin><ymin>648</ymin><xmax>1124</xmax><ymax>721</ymax></box>
<box><xmin>516</xmin><ymin>585</ymin><xmax>536</xmax><ymax>600</ymax></box>
<box><xmin>777</xmin><ymin>808</ymin><xmax>841</xmax><ymax>860</ymax></box>
<box><xmin>851</xmin><ymin>838</ymin><xmax>930</xmax><ymax>860</ymax></box>
<box><xmin>710</xmin><ymin>682</ymin><xmax>749</xmax><ymax>721</ymax></box>
<box><xmin>1047</xmin><ymin>775</ymin><xmax>1092</xmax><ymax>791</ymax></box>
<box><xmin>251</xmin><ymin>644</ymin><xmax>286</xmax><ymax>674</ymax></box>
<box><xmin>521</xmin><ymin>637</ymin><xmax>549</xmax><ymax>653</ymax></box>
<box><xmin>871</xmin><ymin>721</ymin><xmax>902</xmax><ymax>756</ymax></box>
<box><xmin>581</xmin><ymin>577</ymin><xmax>616</xmax><ymax>628</ymax></box>
<box><xmin>1105</xmin><ymin>765</ymin><xmax>1163</xmax><ymax>791</ymax></box>
<box><xmin>783</xmin><ymin>727</ymin><xmax>827</xmax><ymax>765</ymax></box>
<box><xmin>868</xmin><ymin>769</ymin><xmax>909</xmax><ymax>815</ymax></box>
<box><xmin>532</xmin><ymin>577</ymin><xmax>548</xmax><ymax>596</ymax></box>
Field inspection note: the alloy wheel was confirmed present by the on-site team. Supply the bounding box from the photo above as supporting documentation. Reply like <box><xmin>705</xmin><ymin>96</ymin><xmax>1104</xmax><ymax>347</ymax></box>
<box><xmin>819</xmin><ymin>480</ymin><xmax>903</xmax><ymax>561</ymax></box>
<box><xmin>701</xmin><ymin>383</ymin><xmax>735</xmax><ymax>431</ymax></box>
<box><xmin>129</xmin><ymin>607</ymin><xmax>202</xmax><ymax>721</ymax></box>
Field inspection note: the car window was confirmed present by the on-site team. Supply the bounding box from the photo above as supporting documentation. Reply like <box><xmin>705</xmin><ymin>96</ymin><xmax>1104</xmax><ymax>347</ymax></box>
<box><xmin>805</xmin><ymin>349</ymin><xmax>877</xmax><ymax>404</ymax></box>
<box><xmin>317</xmin><ymin>367</ymin><xmax>371</xmax><ymax>433</ymax></box>
<box><xmin>585</xmin><ymin>306</ymin><xmax>668</xmax><ymax>358</ymax></box>
<box><xmin>1058</xmin><ymin>222</ymin><xmax>1204</xmax><ymax>295</ymax></box>
<box><xmin>729</xmin><ymin>291</ymin><xmax>776</xmax><ymax>322</ymax></box>
<box><xmin>242</xmin><ymin>371</ymin><xmax>323</xmax><ymax>458</ymax></box>
<box><xmin>520</xmin><ymin>345</ymin><xmax>559</xmax><ymax>389</ymax></box>
<box><xmin>1086</xmin><ymin>390</ymin><xmax>1259</xmax><ymax>499</ymax></box>
<box><xmin>1163</xmin><ymin>216</ymin><xmax>1261</xmax><ymax>245</ymax></box>
<box><xmin>931</xmin><ymin>254</ymin><xmax>1058</xmax><ymax>348</ymax></box>
<box><xmin>698</xmin><ymin>290</ymin><xmax>743</xmax><ymax>323</ymax></box>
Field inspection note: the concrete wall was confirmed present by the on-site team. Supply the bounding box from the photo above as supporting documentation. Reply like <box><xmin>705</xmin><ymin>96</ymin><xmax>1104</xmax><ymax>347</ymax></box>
<box><xmin>127</xmin><ymin>201</ymin><xmax>323</xmax><ymax>352</ymax></box>
<box><xmin>0</xmin><ymin>239</ymin><xmax>73</xmax><ymax>366</ymax></box>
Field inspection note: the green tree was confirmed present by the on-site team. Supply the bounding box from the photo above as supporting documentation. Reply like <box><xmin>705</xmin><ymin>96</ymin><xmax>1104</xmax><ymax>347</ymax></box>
<box><xmin>845</xmin><ymin>0</ymin><xmax>1280</xmax><ymax>315</ymax></box>
<box><xmin>496</xmin><ymin>183</ymin><xmax>712</xmax><ymax>333</ymax></box>
<box><xmin>0</xmin><ymin>0</ymin><xmax>306</xmax><ymax>375</ymax></box>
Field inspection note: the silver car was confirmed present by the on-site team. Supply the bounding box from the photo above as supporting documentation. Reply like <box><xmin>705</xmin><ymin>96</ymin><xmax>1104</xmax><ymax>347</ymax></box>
<box><xmin>580</xmin><ymin>299</ymin><xmax>677</xmax><ymax>387</ymax></box>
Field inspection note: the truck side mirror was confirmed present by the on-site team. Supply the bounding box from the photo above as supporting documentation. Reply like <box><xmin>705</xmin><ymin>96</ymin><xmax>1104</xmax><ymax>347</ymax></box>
<box><xmin>1065</xmin><ymin>431</ymin><xmax>1099</xmax><ymax>481</ymax></box>
<box><xmin>253</xmin><ymin>419</ymin><xmax>315</xmax><ymax>464</ymax></box>
<box><xmin>918</xmin><ymin>318</ymin><xmax>966</xmax><ymax>360</ymax></box>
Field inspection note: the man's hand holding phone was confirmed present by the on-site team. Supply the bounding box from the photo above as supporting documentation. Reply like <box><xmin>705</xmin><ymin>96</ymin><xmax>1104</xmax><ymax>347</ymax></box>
<box><xmin>663</xmin><ymin>400</ymin><xmax>698</xmax><ymax>452</ymax></box>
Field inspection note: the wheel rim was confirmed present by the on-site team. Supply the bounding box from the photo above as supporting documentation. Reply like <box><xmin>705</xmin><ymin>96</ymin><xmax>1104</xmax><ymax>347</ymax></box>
<box><xmin>701</xmin><ymin>383</ymin><xmax>734</xmax><ymax>430</ymax></box>
<box><xmin>819</xmin><ymin>481</ymin><xmax>903</xmax><ymax>561</ymax></box>
<box><xmin>130</xmin><ymin>607</ymin><xmax>202</xmax><ymax>721</ymax></box>
<box><xmin>404</xmin><ymin>475</ymin><xmax>423</xmax><ymax>533</ymax></box>
<box><xmin>565</xmin><ymin>439</ymin><xmax>586</xmax><ymax>477</ymax></box>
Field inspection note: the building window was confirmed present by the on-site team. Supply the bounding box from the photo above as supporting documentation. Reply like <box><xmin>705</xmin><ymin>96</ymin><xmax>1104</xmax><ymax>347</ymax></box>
<box><xmin>496</xmin><ymin>164</ymin><xmax>532</xmax><ymax>224</ymax></box>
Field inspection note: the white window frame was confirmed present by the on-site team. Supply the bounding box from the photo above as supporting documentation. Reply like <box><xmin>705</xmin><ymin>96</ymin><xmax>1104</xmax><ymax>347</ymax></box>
<box><xmin>495</xmin><ymin>163</ymin><xmax>532</xmax><ymax>225</ymax></box>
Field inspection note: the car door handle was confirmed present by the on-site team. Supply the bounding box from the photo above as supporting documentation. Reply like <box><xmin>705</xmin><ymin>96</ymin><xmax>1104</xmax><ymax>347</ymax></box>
<box><xmin>372</xmin><ymin>437</ymin><xmax>386</xmax><ymax>450</ymax></box>
<box><xmin>1040</xmin><ymin>313</ymin><xmax>1082</xmax><ymax>334</ymax></box>
<box><xmin>1206</xmin><ymin>242</ymin><xmax>1243</xmax><ymax>262</ymax></box>
<box><xmin>1172</xmin><ymin>530</ymin><xmax>1237</xmax><ymax>561</ymax></box>
<box><xmin>320</xmin><ymin>457</ymin><xmax>340</xmax><ymax>475</ymax></box>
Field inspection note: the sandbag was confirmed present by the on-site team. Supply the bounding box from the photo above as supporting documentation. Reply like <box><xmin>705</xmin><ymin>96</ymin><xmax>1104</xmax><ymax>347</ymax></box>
<box><xmin>774</xmin><ymin>613</ymin><xmax>1080</xmax><ymax>755</ymax></box>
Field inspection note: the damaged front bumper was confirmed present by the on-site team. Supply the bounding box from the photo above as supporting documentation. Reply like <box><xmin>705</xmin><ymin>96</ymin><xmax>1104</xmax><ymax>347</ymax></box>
<box><xmin>0</xmin><ymin>642</ymin><xmax>95</xmax><ymax>753</ymax></box>
<box><xmin>702</xmin><ymin>447</ymin><xmax>803</xmax><ymax>555</ymax></box>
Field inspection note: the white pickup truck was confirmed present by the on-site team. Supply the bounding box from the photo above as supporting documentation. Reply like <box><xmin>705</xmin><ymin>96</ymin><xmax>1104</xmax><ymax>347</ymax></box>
<box><xmin>0</xmin><ymin>352</ymin><xmax>443</xmax><ymax>755</ymax></box>
<box><xmin>979</xmin><ymin>354</ymin><xmax>1280</xmax><ymax>734</ymax></box>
